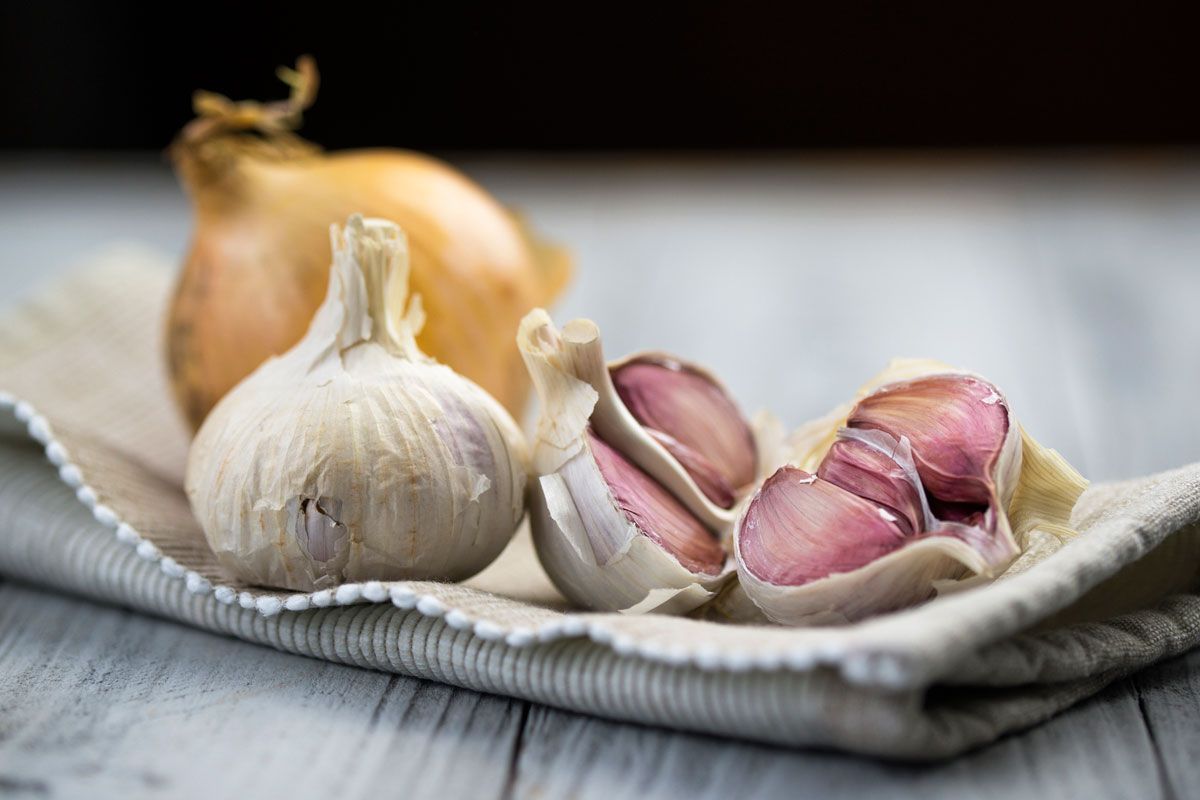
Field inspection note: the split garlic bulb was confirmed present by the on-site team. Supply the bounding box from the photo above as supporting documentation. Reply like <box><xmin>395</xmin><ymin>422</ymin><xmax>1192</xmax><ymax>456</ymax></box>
<box><xmin>518</xmin><ymin>310</ymin><xmax>761</xmax><ymax>614</ymax></box>
<box><xmin>186</xmin><ymin>215</ymin><xmax>528</xmax><ymax>591</ymax></box>
<box><xmin>734</xmin><ymin>359</ymin><xmax>1088</xmax><ymax>625</ymax></box>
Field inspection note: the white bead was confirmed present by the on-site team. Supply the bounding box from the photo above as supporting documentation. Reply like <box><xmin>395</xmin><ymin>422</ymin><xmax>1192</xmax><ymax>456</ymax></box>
<box><xmin>444</xmin><ymin>610</ymin><xmax>471</xmax><ymax>629</ymax></box>
<box><xmin>473</xmin><ymin>620</ymin><xmax>505</xmax><ymax>640</ymax></box>
<box><xmin>505</xmin><ymin>628</ymin><xmax>535</xmax><ymax>647</ymax></box>
<box><xmin>92</xmin><ymin>504</ymin><xmax>118</xmax><ymax>527</ymax></box>
<box><xmin>256</xmin><ymin>596</ymin><xmax>283</xmax><ymax>616</ymax></box>
<box><xmin>186</xmin><ymin>573</ymin><xmax>212</xmax><ymax>594</ymax></box>
<box><xmin>27</xmin><ymin>415</ymin><xmax>51</xmax><ymax>443</ymax></box>
<box><xmin>59</xmin><ymin>464</ymin><xmax>83</xmax><ymax>487</ymax></box>
<box><xmin>45</xmin><ymin>441</ymin><xmax>68</xmax><ymax>465</ymax></box>
<box><xmin>415</xmin><ymin>596</ymin><xmax>444</xmax><ymax>616</ymax></box>
<box><xmin>361</xmin><ymin>581</ymin><xmax>387</xmax><ymax>602</ymax></box>
<box><xmin>389</xmin><ymin>586</ymin><xmax>417</xmax><ymax>608</ymax></box>
<box><xmin>284</xmin><ymin>594</ymin><xmax>310</xmax><ymax>611</ymax></box>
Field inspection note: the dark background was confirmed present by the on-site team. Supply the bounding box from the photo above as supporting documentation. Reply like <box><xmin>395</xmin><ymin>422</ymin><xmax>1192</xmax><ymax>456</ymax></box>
<box><xmin>2</xmin><ymin>2</ymin><xmax>1198</xmax><ymax>151</ymax></box>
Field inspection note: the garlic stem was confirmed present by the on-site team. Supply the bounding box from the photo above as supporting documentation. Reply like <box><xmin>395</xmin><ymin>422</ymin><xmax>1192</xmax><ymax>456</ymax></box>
<box><xmin>322</xmin><ymin>215</ymin><xmax>426</xmax><ymax>362</ymax></box>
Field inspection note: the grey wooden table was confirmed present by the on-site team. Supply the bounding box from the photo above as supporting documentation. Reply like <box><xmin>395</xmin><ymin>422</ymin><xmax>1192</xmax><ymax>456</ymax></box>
<box><xmin>1</xmin><ymin>154</ymin><xmax>1198</xmax><ymax>799</ymax></box>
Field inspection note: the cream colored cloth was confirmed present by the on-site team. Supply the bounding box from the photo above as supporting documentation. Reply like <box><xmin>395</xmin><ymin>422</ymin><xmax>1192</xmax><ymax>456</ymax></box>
<box><xmin>1</xmin><ymin>253</ymin><xmax>1198</xmax><ymax>758</ymax></box>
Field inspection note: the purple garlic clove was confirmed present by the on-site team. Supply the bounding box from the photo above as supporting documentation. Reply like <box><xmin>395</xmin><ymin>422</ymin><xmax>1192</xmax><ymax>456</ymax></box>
<box><xmin>611</xmin><ymin>357</ymin><xmax>757</xmax><ymax>508</ymax></box>
<box><xmin>643</xmin><ymin>428</ymin><xmax>738</xmax><ymax>510</ymax></box>
<box><xmin>589</xmin><ymin>429</ymin><xmax>727</xmax><ymax>576</ymax></box>
<box><xmin>816</xmin><ymin>430</ymin><xmax>925</xmax><ymax>536</ymax></box>
<box><xmin>519</xmin><ymin>309</ymin><xmax>742</xmax><ymax>615</ymax></box>
<box><xmin>848</xmin><ymin>373</ymin><xmax>1010</xmax><ymax>512</ymax></box>
<box><xmin>734</xmin><ymin>370</ymin><xmax>1034</xmax><ymax>624</ymax></box>
<box><xmin>737</xmin><ymin>466</ymin><xmax>909</xmax><ymax>587</ymax></box>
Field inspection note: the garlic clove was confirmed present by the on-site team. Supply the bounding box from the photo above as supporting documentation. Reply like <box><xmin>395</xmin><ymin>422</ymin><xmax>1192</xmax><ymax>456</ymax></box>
<box><xmin>519</xmin><ymin>310</ymin><xmax>747</xmax><ymax>536</ymax></box>
<box><xmin>734</xmin><ymin>461</ymin><xmax>1011</xmax><ymax>625</ymax></box>
<box><xmin>530</xmin><ymin>434</ymin><xmax>732</xmax><ymax>613</ymax></box>
<box><xmin>816</xmin><ymin>429</ymin><xmax>925</xmax><ymax>536</ymax></box>
<box><xmin>847</xmin><ymin>373</ymin><xmax>1012</xmax><ymax>508</ymax></box>
<box><xmin>589</xmin><ymin>430</ymin><xmax>727</xmax><ymax>576</ymax></box>
<box><xmin>736</xmin><ymin>510</ymin><xmax>991</xmax><ymax>625</ymax></box>
<box><xmin>518</xmin><ymin>310</ymin><xmax>740</xmax><ymax>613</ymax></box>
<box><xmin>643</xmin><ymin>428</ymin><xmax>737</xmax><ymax>509</ymax></box>
<box><xmin>846</xmin><ymin>373</ymin><xmax>1026</xmax><ymax>571</ymax></box>
<box><xmin>737</xmin><ymin>360</ymin><xmax>1088</xmax><ymax>625</ymax></box>
<box><xmin>296</xmin><ymin>497</ymin><xmax>347</xmax><ymax>563</ymax></box>
<box><xmin>610</xmin><ymin>357</ymin><xmax>757</xmax><ymax>508</ymax></box>
<box><xmin>737</xmin><ymin>466</ymin><xmax>908</xmax><ymax>587</ymax></box>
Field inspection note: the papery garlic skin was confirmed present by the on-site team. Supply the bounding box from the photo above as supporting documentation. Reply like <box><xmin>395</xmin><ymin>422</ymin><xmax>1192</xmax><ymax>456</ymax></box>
<box><xmin>186</xmin><ymin>215</ymin><xmax>528</xmax><ymax>591</ymax></box>
<box><xmin>518</xmin><ymin>310</ymin><xmax>743</xmax><ymax>613</ymax></box>
<box><xmin>735</xmin><ymin>360</ymin><xmax>1086</xmax><ymax>625</ymax></box>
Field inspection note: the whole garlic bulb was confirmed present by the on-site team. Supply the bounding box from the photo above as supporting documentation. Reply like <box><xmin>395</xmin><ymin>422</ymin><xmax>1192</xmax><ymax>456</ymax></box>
<box><xmin>518</xmin><ymin>310</ymin><xmax>760</xmax><ymax>614</ymax></box>
<box><xmin>186</xmin><ymin>215</ymin><xmax>528</xmax><ymax>591</ymax></box>
<box><xmin>734</xmin><ymin>359</ymin><xmax>1087</xmax><ymax>625</ymax></box>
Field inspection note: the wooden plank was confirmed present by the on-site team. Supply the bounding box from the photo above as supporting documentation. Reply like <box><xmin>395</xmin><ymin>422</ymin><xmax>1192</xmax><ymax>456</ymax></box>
<box><xmin>1130</xmin><ymin>648</ymin><xmax>1200</xmax><ymax>798</ymax></box>
<box><xmin>0</xmin><ymin>583</ymin><xmax>522</xmax><ymax>800</ymax></box>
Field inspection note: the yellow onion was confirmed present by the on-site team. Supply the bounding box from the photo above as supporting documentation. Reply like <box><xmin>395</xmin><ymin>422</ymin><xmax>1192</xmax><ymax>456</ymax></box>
<box><xmin>166</xmin><ymin>57</ymin><xmax>570</xmax><ymax>429</ymax></box>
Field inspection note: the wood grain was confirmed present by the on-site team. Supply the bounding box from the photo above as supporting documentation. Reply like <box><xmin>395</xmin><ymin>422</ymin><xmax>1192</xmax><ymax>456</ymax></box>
<box><xmin>0</xmin><ymin>582</ymin><xmax>523</xmax><ymax>800</ymax></box>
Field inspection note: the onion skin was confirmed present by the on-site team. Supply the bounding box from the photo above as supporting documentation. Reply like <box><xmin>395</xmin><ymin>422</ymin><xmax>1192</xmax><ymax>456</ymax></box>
<box><xmin>167</xmin><ymin>64</ymin><xmax>570</xmax><ymax>431</ymax></box>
